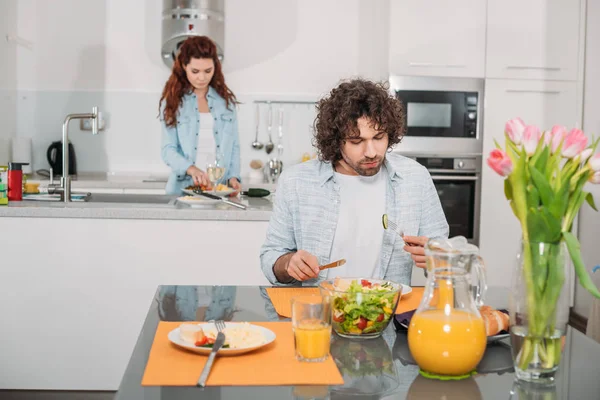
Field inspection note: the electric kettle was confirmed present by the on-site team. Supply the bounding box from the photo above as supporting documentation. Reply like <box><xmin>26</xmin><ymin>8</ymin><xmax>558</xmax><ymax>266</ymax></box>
<box><xmin>47</xmin><ymin>141</ymin><xmax>77</xmax><ymax>177</ymax></box>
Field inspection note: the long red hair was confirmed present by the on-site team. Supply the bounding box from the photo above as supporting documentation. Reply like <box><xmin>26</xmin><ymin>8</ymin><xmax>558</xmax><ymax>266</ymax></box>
<box><xmin>159</xmin><ymin>36</ymin><xmax>238</xmax><ymax>127</ymax></box>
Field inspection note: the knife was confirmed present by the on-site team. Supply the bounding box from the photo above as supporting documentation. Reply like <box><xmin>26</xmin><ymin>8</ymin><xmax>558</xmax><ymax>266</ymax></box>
<box><xmin>319</xmin><ymin>259</ymin><xmax>346</xmax><ymax>271</ymax></box>
<box><xmin>193</xmin><ymin>190</ymin><xmax>247</xmax><ymax>210</ymax></box>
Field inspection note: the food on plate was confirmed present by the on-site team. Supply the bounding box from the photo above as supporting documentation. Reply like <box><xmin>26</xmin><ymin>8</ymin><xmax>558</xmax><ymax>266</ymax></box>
<box><xmin>179</xmin><ymin>323</ymin><xmax>208</xmax><ymax>345</ymax></box>
<box><xmin>480</xmin><ymin>305</ymin><xmax>510</xmax><ymax>336</ymax></box>
<box><xmin>185</xmin><ymin>183</ymin><xmax>231</xmax><ymax>192</ymax></box>
<box><xmin>179</xmin><ymin>322</ymin><xmax>267</xmax><ymax>349</ymax></box>
<box><xmin>179</xmin><ymin>195</ymin><xmax>204</xmax><ymax>201</ymax></box>
<box><xmin>324</xmin><ymin>278</ymin><xmax>401</xmax><ymax>337</ymax></box>
<box><xmin>185</xmin><ymin>184</ymin><xmax>210</xmax><ymax>191</ymax></box>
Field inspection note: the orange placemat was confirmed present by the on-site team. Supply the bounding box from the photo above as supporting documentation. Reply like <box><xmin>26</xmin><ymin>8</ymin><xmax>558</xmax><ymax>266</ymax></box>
<box><xmin>265</xmin><ymin>287</ymin><xmax>425</xmax><ymax>318</ymax></box>
<box><xmin>141</xmin><ymin>321</ymin><xmax>344</xmax><ymax>386</ymax></box>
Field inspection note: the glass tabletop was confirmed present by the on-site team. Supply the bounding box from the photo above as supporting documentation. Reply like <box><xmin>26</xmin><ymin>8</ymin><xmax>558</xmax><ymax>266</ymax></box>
<box><xmin>115</xmin><ymin>285</ymin><xmax>600</xmax><ymax>399</ymax></box>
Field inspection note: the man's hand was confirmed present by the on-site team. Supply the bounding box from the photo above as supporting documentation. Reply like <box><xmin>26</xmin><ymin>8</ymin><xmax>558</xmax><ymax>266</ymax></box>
<box><xmin>286</xmin><ymin>250</ymin><xmax>320</xmax><ymax>281</ymax></box>
<box><xmin>403</xmin><ymin>236</ymin><xmax>429</xmax><ymax>269</ymax></box>
<box><xmin>273</xmin><ymin>250</ymin><xmax>320</xmax><ymax>283</ymax></box>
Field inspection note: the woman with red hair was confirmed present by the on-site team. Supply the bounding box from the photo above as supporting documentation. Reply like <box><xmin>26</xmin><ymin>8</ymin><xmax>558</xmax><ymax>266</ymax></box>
<box><xmin>159</xmin><ymin>36</ymin><xmax>241</xmax><ymax>195</ymax></box>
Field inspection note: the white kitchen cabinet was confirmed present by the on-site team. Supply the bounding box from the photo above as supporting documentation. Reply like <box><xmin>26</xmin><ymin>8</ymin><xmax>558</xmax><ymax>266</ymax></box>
<box><xmin>479</xmin><ymin>79</ymin><xmax>579</xmax><ymax>288</ymax></box>
<box><xmin>388</xmin><ymin>0</ymin><xmax>486</xmax><ymax>78</ymax></box>
<box><xmin>486</xmin><ymin>0</ymin><xmax>583</xmax><ymax>81</ymax></box>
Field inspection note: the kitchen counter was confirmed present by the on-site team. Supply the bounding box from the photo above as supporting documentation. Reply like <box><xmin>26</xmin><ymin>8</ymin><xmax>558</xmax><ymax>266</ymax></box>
<box><xmin>25</xmin><ymin>172</ymin><xmax>279</xmax><ymax>192</ymax></box>
<box><xmin>0</xmin><ymin>194</ymin><xmax>274</xmax><ymax>221</ymax></box>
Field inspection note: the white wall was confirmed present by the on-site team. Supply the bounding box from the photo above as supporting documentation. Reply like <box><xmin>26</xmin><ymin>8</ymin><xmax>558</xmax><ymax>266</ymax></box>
<box><xmin>0</xmin><ymin>0</ymin><xmax>18</xmax><ymax>148</ymax></box>
<box><xmin>6</xmin><ymin>0</ymin><xmax>386</xmax><ymax>177</ymax></box>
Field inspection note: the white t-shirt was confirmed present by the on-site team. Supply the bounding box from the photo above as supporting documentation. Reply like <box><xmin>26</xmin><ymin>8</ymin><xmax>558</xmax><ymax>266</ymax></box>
<box><xmin>327</xmin><ymin>167</ymin><xmax>387</xmax><ymax>280</ymax></box>
<box><xmin>194</xmin><ymin>112</ymin><xmax>216</xmax><ymax>169</ymax></box>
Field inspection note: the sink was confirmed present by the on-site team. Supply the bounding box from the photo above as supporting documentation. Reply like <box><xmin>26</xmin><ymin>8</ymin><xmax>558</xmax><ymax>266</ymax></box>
<box><xmin>86</xmin><ymin>193</ymin><xmax>178</xmax><ymax>205</ymax></box>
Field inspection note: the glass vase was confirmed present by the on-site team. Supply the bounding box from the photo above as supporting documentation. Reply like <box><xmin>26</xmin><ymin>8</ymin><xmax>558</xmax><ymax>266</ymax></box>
<box><xmin>509</xmin><ymin>240</ymin><xmax>569</xmax><ymax>385</ymax></box>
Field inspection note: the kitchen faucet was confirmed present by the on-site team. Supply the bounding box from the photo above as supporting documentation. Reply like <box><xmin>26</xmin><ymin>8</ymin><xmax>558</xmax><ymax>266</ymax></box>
<box><xmin>48</xmin><ymin>107</ymin><xmax>100</xmax><ymax>202</ymax></box>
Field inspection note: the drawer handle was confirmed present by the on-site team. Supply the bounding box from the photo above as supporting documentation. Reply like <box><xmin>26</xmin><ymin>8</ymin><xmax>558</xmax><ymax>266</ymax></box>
<box><xmin>506</xmin><ymin>65</ymin><xmax>561</xmax><ymax>71</ymax></box>
<box><xmin>430</xmin><ymin>175</ymin><xmax>479</xmax><ymax>181</ymax></box>
<box><xmin>505</xmin><ymin>89</ymin><xmax>561</xmax><ymax>95</ymax></box>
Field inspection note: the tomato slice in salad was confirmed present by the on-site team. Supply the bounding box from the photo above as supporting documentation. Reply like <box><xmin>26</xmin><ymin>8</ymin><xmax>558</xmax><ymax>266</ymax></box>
<box><xmin>360</xmin><ymin>279</ymin><xmax>372</xmax><ymax>288</ymax></box>
<box><xmin>356</xmin><ymin>316</ymin><xmax>368</xmax><ymax>330</ymax></box>
<box><xmin>333</xmin><ymin>312</ymin><xmax>345</xmax><ymax>323</ymax></box>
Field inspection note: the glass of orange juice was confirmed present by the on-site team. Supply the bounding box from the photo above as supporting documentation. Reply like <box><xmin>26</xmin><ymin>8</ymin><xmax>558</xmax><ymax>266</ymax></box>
<box><xmin>291</xmin><ymin>294</ymin><xmax>332</xmax><ymax>362</ymax></box>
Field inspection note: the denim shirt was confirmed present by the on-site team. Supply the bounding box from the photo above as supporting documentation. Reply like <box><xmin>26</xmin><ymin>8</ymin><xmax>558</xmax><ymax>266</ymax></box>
<box><xmin>160</xmin><ymin>86</ymin><xmax>241</xmax><ymax>195</ymax></box>
<box><xmin>259</xmin><ymin>154</ymin><xmax>450</xmax><ymax>286</ymax></box>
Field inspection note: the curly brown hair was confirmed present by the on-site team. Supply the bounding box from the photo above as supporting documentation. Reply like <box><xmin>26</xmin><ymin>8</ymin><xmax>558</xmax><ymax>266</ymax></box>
<box><xmin>313</xmin><ymin>79</ymin><xmax>406</xmax><ymax>163</ymax></box>
<box><xmin>159</xmin><ymin>36</ymin><xmax>238</xmax><ymax>127</ymax></box>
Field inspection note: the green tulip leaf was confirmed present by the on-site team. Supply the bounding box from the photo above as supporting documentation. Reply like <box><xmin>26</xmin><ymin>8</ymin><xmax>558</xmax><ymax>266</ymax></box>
<box><xmin>526</xmin><ymin>184</ymin><xmax>540</xmax><ymax>207</ymax></box>
<box><xmin>527</xmin><ymin>208</ymin><xmax>561</xmax><ymax>243</ymax></box>
<box><xmin>530</xmin><ymin>165</ymin><xmax>555</xmax><ymax>208</ymax></box>
<box><xmin>504</xmin><ymin>179</ymin><xmax>513</xmax><ymax>201</ymax></box>
<box><xmin>585</xmin><ymin>192</ymin><xmax>598</xmax><ymax>212</ymax></box>
<box><xmin>564</xmin><ymin>232</ymin><xmax>600</xmax><ymax>299</ymax></box>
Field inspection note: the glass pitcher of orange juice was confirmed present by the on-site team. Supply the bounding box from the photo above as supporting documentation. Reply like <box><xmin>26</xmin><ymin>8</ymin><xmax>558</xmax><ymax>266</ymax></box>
<box><xmin>408</xmin><ymin>236</ymin><xmax>487</xmax><ymax>377</ymax></box>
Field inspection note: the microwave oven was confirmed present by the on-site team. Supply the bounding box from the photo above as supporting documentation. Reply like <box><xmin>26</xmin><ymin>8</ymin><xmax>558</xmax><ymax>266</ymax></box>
<box><xmin>389</xmin><ymin>76</ymin><xmax>484</xmax><ymax>155</ymax></box>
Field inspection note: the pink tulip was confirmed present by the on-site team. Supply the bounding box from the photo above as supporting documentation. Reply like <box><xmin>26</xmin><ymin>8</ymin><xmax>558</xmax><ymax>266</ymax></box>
<box><xmin>546</xmin><ymin>125</ymin><xmax>567</xmax><ymax>153</ymax></box>
<box><xmin>562</xmin><ymin>129</ymin><xmax>588</xmax><ymax>158</ymax></box>
<box><xmin>522</xmin><ymin>125</ymin><xmax>541</xmax><ymax>155</ymax></box>
<box><xmin>579</xmin><ymin>149</ymin><xmax>593</xmax><ymax>163</ymax></box>
<box><xmin>590</xmin><ymin>171</ymin><xmax>600</xmax><ymax>184</ymax></box>
<box><xmin>487</xmin><ymin>149</ymin><xmax>513</xmax><ymax>177</ymax></box>
<box><xmin>590</xmin><ymin>153</ymin><xmax>600</xmax><ymax>171</ymax></box>
<box><xmin>505</xmin><ymin>118</ymin><xmax>526</xmax><ymax>145</ymax></box>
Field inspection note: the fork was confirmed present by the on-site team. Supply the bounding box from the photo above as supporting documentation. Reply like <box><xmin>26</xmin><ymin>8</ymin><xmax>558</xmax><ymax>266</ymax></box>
<box><xmin>386</xmin><ymin>218</ymin><xmax>404</xmax><ymax>237</ymax></box>
<box><xmin>197</xmin><ymin>320</ymin><xmax>226</xmax><ymax>387</ymax></box>
<box><xmin>383</xmin><ymin>214</ymin><xmax>415</xmax><ymax>247</ymax></box>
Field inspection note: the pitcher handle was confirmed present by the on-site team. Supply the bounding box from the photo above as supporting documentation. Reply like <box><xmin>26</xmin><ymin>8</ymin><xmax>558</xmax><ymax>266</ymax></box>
<box><xmin>471</xmin><ymin>255</ymin><xmax>487</xmax><ymax>308</ymax></box>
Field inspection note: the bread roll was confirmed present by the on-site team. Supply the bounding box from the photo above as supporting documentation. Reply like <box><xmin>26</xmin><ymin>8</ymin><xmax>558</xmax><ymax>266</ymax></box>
<box><xmin>480</xmin><ymin>306</ymin><xmax>510</xmax><ymax>336</ymax></box>
<box><xmin>179</xmin><ymin>323</ymin><xmax>206</xmax><ymax>343</ymax></box>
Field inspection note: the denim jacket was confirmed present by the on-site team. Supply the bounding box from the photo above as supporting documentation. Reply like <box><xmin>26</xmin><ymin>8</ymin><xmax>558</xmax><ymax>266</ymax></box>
<box><xmin>259</xmin><ymin>154</ymin><xmax>449</xmax><ymax>286</ymax></box>
<box><xmin>160</xmin><ymin>86</ymin><xmax>241</xmax><ymax>195</ymax></box>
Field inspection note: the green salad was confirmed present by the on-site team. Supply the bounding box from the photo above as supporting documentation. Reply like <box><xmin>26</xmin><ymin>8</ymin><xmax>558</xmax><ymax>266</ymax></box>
<box><xmin>331</xmin><ymin>279</ymin><xmax>399</xmax><ymax>335</ymax></box>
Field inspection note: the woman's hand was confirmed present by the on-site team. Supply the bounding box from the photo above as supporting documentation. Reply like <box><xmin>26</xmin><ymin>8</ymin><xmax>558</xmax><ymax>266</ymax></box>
<box><xmin>228</xmin><ymin>177</ymin><xmax>241</xmax><ymax>195</ymax></box>
<box><xmin>186</xmin><ymin>165</ymin><xmax>210</xmax><ymax>187</ymax></box>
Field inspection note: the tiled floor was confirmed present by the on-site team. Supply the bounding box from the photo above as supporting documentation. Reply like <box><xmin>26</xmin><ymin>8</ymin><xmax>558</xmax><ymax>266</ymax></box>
<box><xmin>0</xmin><ymin>391</ymin><xmax>115</xmax><ymax>400</ymax></box>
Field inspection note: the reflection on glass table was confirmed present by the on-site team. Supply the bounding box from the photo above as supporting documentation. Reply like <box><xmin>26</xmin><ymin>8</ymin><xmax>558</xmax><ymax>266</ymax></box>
<box><xmin>406</xmin><ymin>375</ymin><xmax>483</xmax><ymax>399</ymax></box>
<box><xmin>156</xmin><ymin>286</ymin><xmax>238</xmax><ymax>322</ymax></box>
<box><xmin>329</xmin><ymin>334</ymin><xmax>399</xmax><ymax>398</ymax></box>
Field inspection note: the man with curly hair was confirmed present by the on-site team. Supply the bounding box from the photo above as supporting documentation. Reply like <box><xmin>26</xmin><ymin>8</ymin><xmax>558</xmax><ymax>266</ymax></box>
<box><xmin>260</xmin><ymin>79</ymin><xmax>449</xmax><ymax>286</ymax></box>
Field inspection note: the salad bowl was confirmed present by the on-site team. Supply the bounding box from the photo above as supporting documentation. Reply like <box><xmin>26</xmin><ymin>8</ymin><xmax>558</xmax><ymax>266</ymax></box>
<box><xmin>319</xmin><ymin>278</ymin><xmax>402</xmax><ymax>339</ymax></box>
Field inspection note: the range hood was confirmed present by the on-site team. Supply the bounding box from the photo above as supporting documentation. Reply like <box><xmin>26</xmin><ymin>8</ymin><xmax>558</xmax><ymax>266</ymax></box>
<box><xmin>161</xmin><ymin>0</ymin><xmax>225</xmax><ymax>67</ymax></box>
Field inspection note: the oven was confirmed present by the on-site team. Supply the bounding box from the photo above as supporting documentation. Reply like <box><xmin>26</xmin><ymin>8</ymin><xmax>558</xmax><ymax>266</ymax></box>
<box><xmin>410</xmin><ymin>155</ymin><xmax>481</xmax><ymax>245</ymax></box>
<box><xmin>389</xmin><ymin>76</ymin><xmax>484</xmax><ymax>155</ymax></box>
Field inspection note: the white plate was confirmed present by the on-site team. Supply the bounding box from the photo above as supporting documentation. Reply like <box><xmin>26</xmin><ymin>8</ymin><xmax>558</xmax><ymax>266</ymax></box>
<box><xmin>400</xmin><ymin>284</ymin><xmax>412</xmax><ymax>297</ymax></box>
<box><xmin>167</xmin><ymin>322</ymin><xmax>276</xmax><ymax>356</ymax></box>
<box><xmin>182</xmin><ymin>188</ymin><xmax>236</xmax><ymax>197</ymax></box>
<box><xmin>177</xmin><ymin>195</ymin><xmax>221</xmax><ymax>206</ymax></box>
